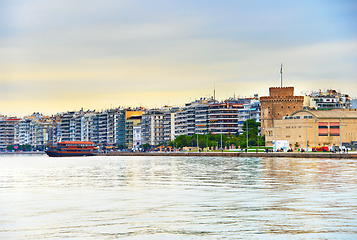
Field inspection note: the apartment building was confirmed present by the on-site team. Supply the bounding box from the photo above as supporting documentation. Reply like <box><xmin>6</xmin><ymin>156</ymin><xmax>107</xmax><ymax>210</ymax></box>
<box><xmin>89</xmin><ymin>110</ymin><xmax>116</xmax><ymax>146</ymax></box>
<box><xmin>14</xmin><ymin>118</ymin><xmax>32</xmax><ymax>145</ymax></box>
<box><xmin>249</xmin><ymin>98</ymin><xmax>261</xmax><ymax>123</ymax></box>
<box><xmin>116</xmin><ymin>109</ymin><xmax>126</xmax><ymax>147</ymax></box>
<box><xmin>125</xmin><ymin>115</ymin><xmax>142</xmax><ymax>148</ymax></box>
<box><xmin>174</xmin><ymin>108</ymin><xmax>187</xmax><ymax>137</ymax></box>
<box><xmin>0</xmin><ymin>118</ymin><xmax>20</xmax><ymax>151</ymax></box>
<box><xmin>304</xmin><ymin>89</ymin><xmax>352</xmax><ymax>110</ymax></box>
<box><xmin>52</xmin><ymin>108</ymin><xmax>144</xmax><ymax>148</ymax></box>
<box><xmin>142</xmin><ymin>109</ymin><xmax>164</xmax><ymax>146</ymax></box>
<box><xmin>209</xmin><ymin>102</ymin><xmax>243</xmax><ymax>135</ymax></box>
<box><xmin>162</xmin><ymin>106</ymin><xmax>179</xmax><ymax>143</ymax></box>
<box><xmin>56</xmin><ymin>112</ymin><xmax>76</xmax><ymax>142</ymax></box>
<box><xmin>80</xmin><ymin>113</ymin><xmax>93</xmax><ymax>141</ymax></box>
<box><xmin>1</xmin><ymin>94</ymin><xmax>263</xmax><ymax>149</ymax></box>
<box><xmin>195</xmin><ymin>104</ymin><xmax>209</xmax><ymax>135</ymax></box>
<box><xmin>31</xmin><ymin>120</ymin><xmax>52</xmax><ymax>149</ymax></box>
<box><xmin>133</xmin><ymin>125</ymin><xmax>142</xmax><ymax>150</ymax></box>
<box><xmin>123</xmin><ymin>109</ymin><xmax>144</xmax><ymax>148</ymax></box>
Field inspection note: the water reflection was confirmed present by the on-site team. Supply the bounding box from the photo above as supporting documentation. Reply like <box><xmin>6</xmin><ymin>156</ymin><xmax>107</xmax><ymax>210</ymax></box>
<box><xmin>0</xmin><ymin>155</ymin><xmax>356</xmax><ymax>239</ymax></box>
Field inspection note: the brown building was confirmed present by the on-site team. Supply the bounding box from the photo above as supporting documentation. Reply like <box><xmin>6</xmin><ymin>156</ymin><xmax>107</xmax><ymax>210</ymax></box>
<box><xmin>260</xmin><ymin>87</ymin><xmax>304</xmax><ymax>135</ymax></box>
<box><xmin>265</xmin><ymin>109</ymin><xmax>357</xmax><ymax>149</ymax></box>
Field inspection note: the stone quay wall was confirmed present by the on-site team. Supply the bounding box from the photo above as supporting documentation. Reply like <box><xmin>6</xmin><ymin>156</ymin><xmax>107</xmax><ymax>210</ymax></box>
<box><xmin>96</xmin><ymin>151</ymin><xmax>357</xmax><ymax>159</ymax></box>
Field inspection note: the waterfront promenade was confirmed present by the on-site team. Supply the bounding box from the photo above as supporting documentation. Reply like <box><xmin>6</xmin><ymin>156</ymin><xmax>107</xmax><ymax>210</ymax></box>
<box><xmin>97</xmin><ymin>151</ymin><xmax>357</xmax><ymax>159</ymax></box>
<box><xmin>2</xmin><ymin>151</ymin><xmax>356</xmax><ymax>159</ymax></box>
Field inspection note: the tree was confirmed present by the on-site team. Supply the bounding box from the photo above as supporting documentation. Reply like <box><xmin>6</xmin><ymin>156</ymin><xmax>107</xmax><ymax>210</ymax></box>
<box><xmin>117</xmin><ymin>144</ymin><xmax>125</xmax><ymax>150</ymax></box>
<box><xmin>198</xmin><ymin>138</ymin><xmax>206</xmax><ymax>149</ymax></box>
<box><xmin>248</xmin><ymin>139</ymin><xmax>256</xmax><ymax>146</ymax></box>
<box><xmin>6</xmin><ymin>145</ymin><xmax>15</xmax><ymax>151</ymax></box>
<box><xmin>17</xmin><ymin>144</ymin><xmax>32</xmax><ymax>151</ymax></box>
<box><xmin>175</xmin><ymin>135</ymin><xmax>190</xmax><ymax>148</ymax></box>
<box><xmin>142</xmin><ymin>143</ymin><xmax>150</xmax><ymax>151</ymax></box>
<box><xmin>171</xmin><ymin>120</ymin><xmax>261</xmax><ymax>150</ymax></box>
<box><xmin>235</xmin><ymin>119</ymin><xmax>261</xmax><ymax>147</ymax></box>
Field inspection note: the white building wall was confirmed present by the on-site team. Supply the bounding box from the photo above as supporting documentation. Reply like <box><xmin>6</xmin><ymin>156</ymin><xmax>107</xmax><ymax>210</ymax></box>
<box><xmin>133</xmin><ymin>126</ymin><xmax>142</xmax><ymax>149</ymax></box>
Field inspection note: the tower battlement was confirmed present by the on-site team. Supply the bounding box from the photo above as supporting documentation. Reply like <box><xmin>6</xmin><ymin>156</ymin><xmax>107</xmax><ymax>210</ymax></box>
<box><xmin>269</xmin><ymin>87</ymin><xmax>294</xmax><ymax>97</ymax></box>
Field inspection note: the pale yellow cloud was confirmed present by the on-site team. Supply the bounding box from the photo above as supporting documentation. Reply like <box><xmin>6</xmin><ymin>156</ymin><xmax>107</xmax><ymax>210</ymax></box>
<box><xmin>1</xmin><ymin>36</ymin><xmax>356</xmax><ymax>117</ymax></box>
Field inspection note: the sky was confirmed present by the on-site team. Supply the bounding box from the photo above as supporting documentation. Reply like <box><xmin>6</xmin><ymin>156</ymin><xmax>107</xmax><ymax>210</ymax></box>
<box><xmin>1</xmin><ymin>0</ymin><xmax>356</xmax><ymax>117</ymax></box>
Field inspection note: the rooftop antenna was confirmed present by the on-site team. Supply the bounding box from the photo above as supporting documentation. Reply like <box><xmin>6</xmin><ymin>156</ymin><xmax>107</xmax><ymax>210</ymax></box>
<box><xmin>280</xmin><ymin>63</ymin><xmax>283</xmax><ymax>88</ymax></box>
<box><xmin>214</xmin><ymin>83</ymin><xmax>216</xmax><ymax>102</ymax></box>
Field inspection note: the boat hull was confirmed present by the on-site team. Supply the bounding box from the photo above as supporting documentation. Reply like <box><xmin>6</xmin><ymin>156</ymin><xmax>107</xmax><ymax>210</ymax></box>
<box><xmin>45</xmin><ymin>150</ymin><xmax>94</xmax><ymax>157</ymax></box>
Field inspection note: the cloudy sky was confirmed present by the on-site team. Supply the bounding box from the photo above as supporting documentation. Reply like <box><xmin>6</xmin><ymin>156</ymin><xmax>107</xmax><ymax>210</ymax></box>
<box><xmin>1</xmin><ymin>0</ymin><xmax>356</xmax><ymax>116</ymax></box>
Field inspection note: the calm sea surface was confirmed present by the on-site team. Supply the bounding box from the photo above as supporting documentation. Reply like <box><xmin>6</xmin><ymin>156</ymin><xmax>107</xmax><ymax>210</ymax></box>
<box><xmin>0</xmin><ymin>155</ymin><xmax>356</xmax><ymax>239</ymax></box>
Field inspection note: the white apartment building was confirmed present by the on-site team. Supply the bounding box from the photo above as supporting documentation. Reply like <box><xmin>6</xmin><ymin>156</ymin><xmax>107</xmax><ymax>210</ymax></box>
<box><xmin>14</xmin><ymin>119</ymin><xmax>31</xmax><ymax>145</ymax></box>
<box><xmin>0</xmin><ymin>118</ymin><xmax>20</xmax><ymax>151</ymax></box>
<box><xmin>162</xmin><ymin>106</ymin><xmax>179</xmax><ymax>143</ymax></box>
<box><xmin>142</xmin><ymin>110</ymin><xmax>164</xmax><ymax>146</ymax></box>
<box><xmin>305</xmin><ymin>89</ymin><xmax>352</xmax><ymax>110</ymax></box>
<box><xmin>133</xmin><ymin>125</ymin><xmax>142</xmax><ymax>150</ymax></box>
<box><xmin>174</xmin><ymin>108</ymin><xmax>187</xmax><ymax>137</ymax></box>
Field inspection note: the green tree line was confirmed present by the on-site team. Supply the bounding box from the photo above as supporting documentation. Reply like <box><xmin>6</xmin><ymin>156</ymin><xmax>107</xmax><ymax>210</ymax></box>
<box><xmin>168</xmin><ymin>119</ymin><xmax>264</xmax><ymax>149</ymax></box>
<box><xmin>5</xmin><ymin>144</ymin><xmax>33</xmax><ymax>151</ymax></box>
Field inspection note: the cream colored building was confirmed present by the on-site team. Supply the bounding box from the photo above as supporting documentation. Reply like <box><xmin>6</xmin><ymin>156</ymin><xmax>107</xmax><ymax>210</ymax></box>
<box><xmin>265</xmin><ymin>109</ymin><xmax>357</xmax><ymax>150</ymax></box>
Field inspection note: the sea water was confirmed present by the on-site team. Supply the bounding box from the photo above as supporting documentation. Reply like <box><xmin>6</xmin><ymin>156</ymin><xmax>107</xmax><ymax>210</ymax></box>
<box><xmin>0</xmin><ymin>155</ymin><xmax>356</xmax><ymax>239</ymax></box>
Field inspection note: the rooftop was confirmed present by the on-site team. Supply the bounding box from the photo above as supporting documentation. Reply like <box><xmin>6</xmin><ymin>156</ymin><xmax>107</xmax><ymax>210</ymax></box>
<box><xmin>291</xmin><ymin>109</ymin><xmax>357</xmax><ymax>119</ymax></box>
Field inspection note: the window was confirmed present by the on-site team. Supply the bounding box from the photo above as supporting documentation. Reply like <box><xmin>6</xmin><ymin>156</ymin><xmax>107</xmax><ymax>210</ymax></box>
<box><xmin>330</xmin><ymin>122</ymin><xmax>340</xmax><ymax>136</ymax></box>
<box><xmin>318</xmin><ymin>122</ymin><xmax>328</xmax><ymax>136</ymax></box>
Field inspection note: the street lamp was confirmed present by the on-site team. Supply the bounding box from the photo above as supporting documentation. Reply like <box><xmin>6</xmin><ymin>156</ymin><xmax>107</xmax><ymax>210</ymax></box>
<box><xmin>220</xmin><ymin>118</ymin><xmax>223</xmax><ymax>152</ymax></box>
<box><xmin>196</xmin><ymin>131</ymin><xmax>199</xmax><ymax>152</ymax></box>
<box><xmin>340</xmin><ymin>117</ymin><xmax>347</xmax><ymax>149</ymax></box>
<box><xmin>314</xmin><ymin>118</ymin><xmax>318</xmax><ymax>151</ymax></box>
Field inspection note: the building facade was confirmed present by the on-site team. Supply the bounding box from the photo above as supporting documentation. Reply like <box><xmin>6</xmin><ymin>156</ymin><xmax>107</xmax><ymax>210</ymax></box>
<box><xmin>0</xmin><ymin>118</ymin><xmax>20</xmax><ymax>151</ymax></box>
<box><xmin>133</xmin><ymin>125</ymin><xmax>142</xmax><ymax>150</ymax></box>
<box><xmin>142</xmin><ymin>109</ymin><xmax>164</xmax><ymax>146</ymax></box>
<box><xmin>208</xmin><ymin>103</ymin><xmax>243</xmax><ymax>135</ymax></box>
<box><xmin>305</xmin><ymin>89</ymin><xmax>352</xmax><ymax>110</ymax></box>
<box><xmin>260</xmin><ymin>87</ymin><xmax>304</xmax><ymax>135</ymax></box>
<box><xmin>265</xmin><ymin>109</ymin><xmax>357</xmax><ymax>149</ymax></box>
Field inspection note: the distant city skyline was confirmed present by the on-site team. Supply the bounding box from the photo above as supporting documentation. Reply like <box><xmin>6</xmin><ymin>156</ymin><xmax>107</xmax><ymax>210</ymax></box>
<box><xmin>1</xmin><ymin>0</ymin><xmax>356</xmax><ymax>117</ymax></box>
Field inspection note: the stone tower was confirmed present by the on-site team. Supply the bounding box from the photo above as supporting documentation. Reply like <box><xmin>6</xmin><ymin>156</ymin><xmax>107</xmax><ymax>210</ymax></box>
<box><xmin>260</xmin><ymin>87</ymin><xmax>304</xmax><ymax>134</ymax></box>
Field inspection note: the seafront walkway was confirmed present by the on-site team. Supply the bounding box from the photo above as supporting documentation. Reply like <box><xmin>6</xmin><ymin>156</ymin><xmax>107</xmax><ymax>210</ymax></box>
<box><xmin>2</xmin><ymin>151</ymin><xmax>356</xmax><ymax>159</ymax></box>
<box><xmin>96</xmin><ymin>151</ymin><xmax>357</xmax><ymax>159</ymax></box>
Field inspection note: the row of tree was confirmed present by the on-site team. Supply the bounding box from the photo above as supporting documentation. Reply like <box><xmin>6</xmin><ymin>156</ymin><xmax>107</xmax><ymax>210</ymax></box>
<box><xmin>5</xmin><ymin>144</ymin><xmax>33</xmax><ymax>151</ymax></box>
<box><xmin>166</xmin><ymin>119</ymin><xmax>265</xmax><ymax>149</ymax></box>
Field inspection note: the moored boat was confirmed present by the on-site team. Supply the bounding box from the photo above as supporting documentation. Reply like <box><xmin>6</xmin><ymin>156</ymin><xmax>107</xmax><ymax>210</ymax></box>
<box><xmin>46</xmin><ymin>141</ymin><xmax>95</xmax><ymax>157</ymax></box>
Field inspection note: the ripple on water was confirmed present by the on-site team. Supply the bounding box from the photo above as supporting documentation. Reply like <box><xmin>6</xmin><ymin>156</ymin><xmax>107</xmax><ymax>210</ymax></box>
<box><xmin>0</xmin><ymin>155</ymin><xmax>356</xmax><ymax>239</ymax></box>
